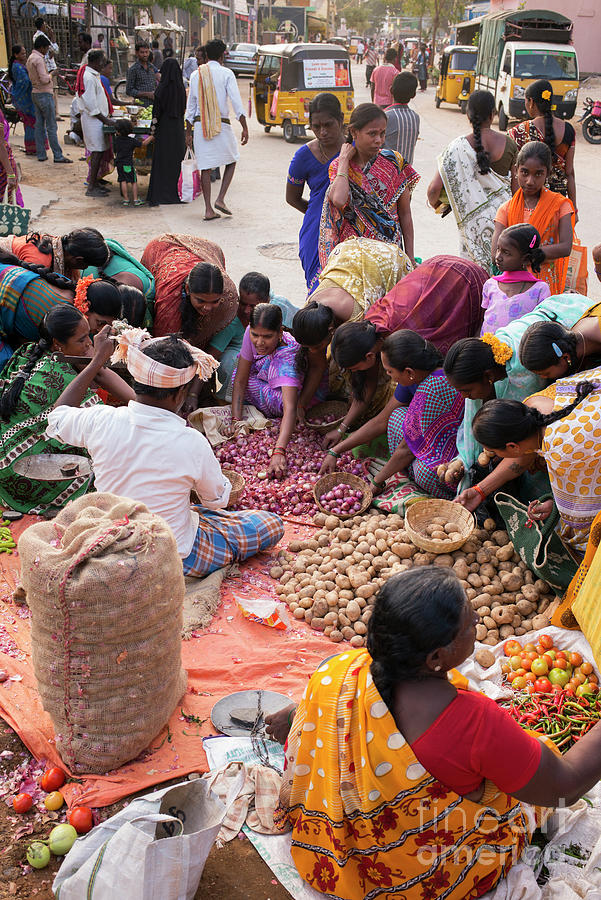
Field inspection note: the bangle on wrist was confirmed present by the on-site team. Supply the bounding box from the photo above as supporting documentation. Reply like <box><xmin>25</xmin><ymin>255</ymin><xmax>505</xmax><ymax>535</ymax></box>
<box><xmin>287</xmin><ymin>708</ymin><xmax>295</xmax><ymax>727</ymax></box>
<box><xmin>472</xmin><ymin>483</ymin><xmax>487</xmax><ymax>502</ymax></box>
<box><xmin>327</xmin><ymin>449</ymin><xmax>340</xmax><ymax>459</ymax></box>
<box><xmin>337</xmin><ymin>422</ymin><xmax>350</xmax><ymax>434</ymax></box>
<box><xmin>336</xmin><ymin>171</ymin><xmax>348</xmax><ymax>179</ymax></box>
<box><xmin>273</xmin><ymin>447</ymin><xmax>286</xmax><ymax>456</ymax></box>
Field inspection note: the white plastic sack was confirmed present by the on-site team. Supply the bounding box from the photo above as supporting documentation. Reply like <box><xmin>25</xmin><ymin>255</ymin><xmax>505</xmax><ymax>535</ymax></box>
<box><xmin>53</xmin><ymin>777</ymin><xmax>239</xmax><ymax>899</ymax></box>
<box><xmin>179</xmin><ymin>149</ymin><xmax>198</xmax><ymax>203</ymax></box>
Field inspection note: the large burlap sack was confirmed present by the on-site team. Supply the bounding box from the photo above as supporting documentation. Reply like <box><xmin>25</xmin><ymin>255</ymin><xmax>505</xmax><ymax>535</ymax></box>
<box><xmin>19</xmin><ymin>493</ymin><xmax>187</xmax><ymax>774</ymax></box>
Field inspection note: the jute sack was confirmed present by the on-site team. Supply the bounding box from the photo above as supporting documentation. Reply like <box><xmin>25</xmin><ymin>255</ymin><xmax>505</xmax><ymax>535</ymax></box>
<box><xmin>19</xmin><ymin>493</ymin><xmax>187</xmax><ymax>774</ymax></box>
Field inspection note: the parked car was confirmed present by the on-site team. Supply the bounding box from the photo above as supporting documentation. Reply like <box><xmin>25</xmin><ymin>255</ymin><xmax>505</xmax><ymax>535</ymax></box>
<box><xmin>225</xmin><ymin>43</ymin><xmax>259</xmax><ymax>76</ymax></box>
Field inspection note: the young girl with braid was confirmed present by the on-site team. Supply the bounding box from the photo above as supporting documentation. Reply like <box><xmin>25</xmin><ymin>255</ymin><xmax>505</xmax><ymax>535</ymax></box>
<box><xmin>492</xmin><ymin>141</ymin><xmax>574</xmax><ymax>295</ymax></box>
<box><xmin>0</xmin><ymin>305</ymin><xmax>133</xmax><ymax>514</ymax></box>
<box><xmin>427</xmin><ymin>90</ymin><xmax>518</xmax><ymax>273</ymax></box>
<box><xmin>472</xmin><ymin>372</ymin><xmax>601</xmax><ymax>556</ymax></box>
<box><xmin>508</xmin><ymin>79</ymin><xmax>577</xmax><ymax>211</ymax></box>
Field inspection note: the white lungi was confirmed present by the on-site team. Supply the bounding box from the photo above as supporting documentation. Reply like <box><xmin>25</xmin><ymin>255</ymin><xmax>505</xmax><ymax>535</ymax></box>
<box><xmin>185</xmin><ymin>61</ymin><xmax>245</xmax><ymax>171</ymax></box>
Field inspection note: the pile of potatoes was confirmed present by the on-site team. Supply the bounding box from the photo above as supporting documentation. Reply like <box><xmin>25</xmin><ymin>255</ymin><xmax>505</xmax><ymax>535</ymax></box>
<box><xmin>271</xmin><ymin>511</ymin><xmax>557</xmax><ymax>647</ymax></box>
<box><xmin>416</xmin><ymin>516</ymin><xmax>463</xmax><ymax>544</ymax></box>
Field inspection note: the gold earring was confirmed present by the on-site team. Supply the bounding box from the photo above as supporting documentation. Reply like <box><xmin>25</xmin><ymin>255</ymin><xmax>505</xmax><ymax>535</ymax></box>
<box><xmin>435</xmin><ymin>665</ymin><xmax>442</xmax><ymax>672</ymax></box>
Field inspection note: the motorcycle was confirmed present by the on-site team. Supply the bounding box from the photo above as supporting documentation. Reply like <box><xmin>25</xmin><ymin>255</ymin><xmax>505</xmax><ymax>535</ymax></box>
<box><xmin>579</xmin><ymin>97</ymin><xmax>601</xmax><ymax>145</ymax></box>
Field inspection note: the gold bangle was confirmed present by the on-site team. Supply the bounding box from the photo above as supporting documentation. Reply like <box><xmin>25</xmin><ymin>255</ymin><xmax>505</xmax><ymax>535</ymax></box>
<box><xmin>335</xmin><ymin>172</ymin><xmax>349</xmax><ymax>179</ymax></box>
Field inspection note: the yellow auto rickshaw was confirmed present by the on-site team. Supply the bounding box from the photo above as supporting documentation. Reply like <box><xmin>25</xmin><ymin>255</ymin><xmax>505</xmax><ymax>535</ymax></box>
<box><xmin>253</xmin><ymin>43</ymin><xmax>354</xmax><ymax>143</ymax></box>
<box><xmin>435</xmin><ymin>45</ymin><xmax>478</xmax><ymax>113</ymax></box>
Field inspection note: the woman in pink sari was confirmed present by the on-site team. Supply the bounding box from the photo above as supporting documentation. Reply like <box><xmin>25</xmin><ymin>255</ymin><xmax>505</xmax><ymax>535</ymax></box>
<box><xmin>319</xmin><ymin>103</ymin><xmax>419</xmax><ymax>269</ymax></box>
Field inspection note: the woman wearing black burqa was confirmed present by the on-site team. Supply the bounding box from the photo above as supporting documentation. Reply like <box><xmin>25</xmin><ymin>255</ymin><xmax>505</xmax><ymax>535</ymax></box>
<box><xmin>147</xmin><ymin>57</ymin><xmax>187</xmax><ymax>205</ymax></box>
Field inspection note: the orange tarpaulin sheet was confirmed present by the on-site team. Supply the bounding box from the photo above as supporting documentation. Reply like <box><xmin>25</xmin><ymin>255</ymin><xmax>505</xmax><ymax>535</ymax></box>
<box><xmin>0</xmin><ymin>516</ymin><xmax>330</xmax><ymax>808</ymax></box>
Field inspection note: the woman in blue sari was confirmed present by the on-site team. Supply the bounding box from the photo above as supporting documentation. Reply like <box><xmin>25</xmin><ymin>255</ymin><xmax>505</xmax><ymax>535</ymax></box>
<box><xmin>8</xmin><ymin>45</ymin><xmax>39</xmax><ymax>156</ymax></box>
<box><xmin>286</xmin><ymin>93</ymin><xmax>344</xmax><ymax>290</ymax></box>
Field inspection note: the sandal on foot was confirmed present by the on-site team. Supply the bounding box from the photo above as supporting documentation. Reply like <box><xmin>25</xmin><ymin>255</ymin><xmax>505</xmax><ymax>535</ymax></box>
<box><xmin>215</xmin><ymin>202</ymin><xmax>232</xmax><ymax>216</ymax></box>
<box><xmin>122</xmin><ymin>200</ymin><xmax>131</xmax><ymax>206</ymax></box>
<box><xmin>204</xmin><ymin>212</ymin><xmax>221</xmax><ymax>220</ymax></box>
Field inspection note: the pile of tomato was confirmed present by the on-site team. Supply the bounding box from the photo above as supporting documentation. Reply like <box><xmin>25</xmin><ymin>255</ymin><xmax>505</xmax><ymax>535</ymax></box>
<box><xmin>501</xmin><ymin>634</ymin><xmax>598</xmax><ymax>696</ymax></box>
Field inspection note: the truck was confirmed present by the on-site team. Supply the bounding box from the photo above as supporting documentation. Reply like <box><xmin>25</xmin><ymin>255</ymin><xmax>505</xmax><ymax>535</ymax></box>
<box><xmin>474</xmin><ymin>9</ymin><xmax>579</xmax><ymax>131</ymax></box>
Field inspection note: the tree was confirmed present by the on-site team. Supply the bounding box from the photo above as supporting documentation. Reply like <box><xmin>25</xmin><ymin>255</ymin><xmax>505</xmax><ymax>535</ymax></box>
<box><xmin>405</xmin><ymin>0</ymin><xmax>464</xmax><ymax>49</ymax></box>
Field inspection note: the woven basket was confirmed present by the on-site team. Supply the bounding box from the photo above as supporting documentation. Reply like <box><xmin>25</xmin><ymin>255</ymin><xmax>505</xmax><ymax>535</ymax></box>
<box><xmin>405</xmin><ymin>499</ymin><xmax>474</xmax><ymax>554</ymax></box>
<box><xmin>305</xmin><ymin>401</ymin><xmax>348</xmax><ymax>435</ymax></box>
<box><xmin>222</xmin><ymin>469</ymin><xmax>245</xmax><ymax>506</ymax></box>
<box><xmin>314</xmin><ymin>472</ymin><xmax>372</xmax><ymax>520</ymax></box>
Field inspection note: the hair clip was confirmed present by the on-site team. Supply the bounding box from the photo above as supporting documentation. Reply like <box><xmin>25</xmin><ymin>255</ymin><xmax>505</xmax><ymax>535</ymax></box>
<box><xmin>529</xmin><ymin>234</ymin><xmax>537</xmax><ymax>249</ymax></box>
<box><xmin>552</xmin><ymin>342</ymin><xmax>563</xmax><ymax>358</ymax></box>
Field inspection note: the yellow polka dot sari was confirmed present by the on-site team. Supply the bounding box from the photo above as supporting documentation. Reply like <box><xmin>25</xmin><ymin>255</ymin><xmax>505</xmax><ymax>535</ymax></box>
<box><xmin>537</xmin><ymin>365</ymin><xmax>601</xmax><ymax>556</ymax></box>
<box><xmin>276</xmin><ymin>649</ymin><xmax>530</xmax><ymax>900</ymax></box>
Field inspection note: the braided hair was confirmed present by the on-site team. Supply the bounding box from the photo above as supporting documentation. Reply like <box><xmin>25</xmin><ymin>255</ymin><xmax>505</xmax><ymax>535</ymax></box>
<box><xmin>367</xmin><ymin>568</ymin><xmax>465</xmax><ymax>707</ymax></box>
<box><xmin>331</xmin><ymin>320</ymin><xmax>379</xmax><ymax>401</ymax></box>
<box><xmin>292</xmin><ymin>301</ymin><xmax>335</xmax><ymax>374</ymax></box>
<box><xmin>467</xmin><ymin>90</ymin><xmax>495</xmax><ymax>176</ymax></box>
<box><xmin>472</xmin><ymin>382</ymin><xmax>597</xmax><ymax>449</ymax></box>
<box><xmin>526</xmin><ymin>80</ymin><xmax>555</xmax><ymax>154</ymax></box>
<box><xmin>498</xmin><ymin>224</ymin><xmax>546</xmax><ymax>274</ymax></box>
<box><xmin>381</xmin><ymin>329</ymin><xmax>442</xmax><ymax>373</ymax></box>
<box><xmin>519</xmin><ymin>321</ymin><xmax>579</xmax><ymax>374</ymax></box>
<box><xmin>0</xmin><ymin>249</ymin><xmax>75</xmax><ymax>292</ymax></box>
<box><xmin>0</xmin><ymin>305</ymin><xmax>85</xmax><ymax>421</ymax></box>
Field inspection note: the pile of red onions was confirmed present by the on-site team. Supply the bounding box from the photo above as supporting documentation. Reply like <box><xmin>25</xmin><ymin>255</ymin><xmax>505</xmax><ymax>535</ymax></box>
<box><xmin>215</xmin><ymin>424</ymin><xmax>370</xmax><ymax>518</ymax></box>
<box><xmin>307</xmin><ymin>412</ymin><xmax>340</xmax><ymax>426</ymax></box>
<box><xmin>319</xmin><ymin>483</ymin><xmax>364</xmax><ymax>516</ymax></box>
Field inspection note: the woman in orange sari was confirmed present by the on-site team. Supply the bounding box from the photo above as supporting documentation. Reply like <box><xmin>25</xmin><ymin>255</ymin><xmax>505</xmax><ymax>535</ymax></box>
<box><xmin>492</xmin><ymin>141</ymin><xmax>573</xmax><ymax>295</ymax></box>
<box><xmin>142</xmin><ymin>233</ymin><xmax>238</xmax><ymax>350</ymax></box>
<box><xmin>274</xmin><ymin>567</ymin><xmax>601</xmax><ymax>900</ymax></box>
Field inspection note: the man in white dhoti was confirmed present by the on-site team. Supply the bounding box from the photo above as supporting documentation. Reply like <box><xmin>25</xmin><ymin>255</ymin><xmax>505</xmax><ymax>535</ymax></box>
<box><xmin>77</xmin><ymin>50</ymin><xmax>112</xmax><ymax>198</ymax></box>
<box><xmin>184</xmin><ymin>38</ymin><xmax>249</xmax><ymax>221</ymax></box>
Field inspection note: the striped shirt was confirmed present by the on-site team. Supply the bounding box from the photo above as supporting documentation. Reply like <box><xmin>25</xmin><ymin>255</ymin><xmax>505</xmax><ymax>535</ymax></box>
<box><xmin>384</xmin><ymin>104</ymin><xmax>420</xmax><ymax>165</ymax></box>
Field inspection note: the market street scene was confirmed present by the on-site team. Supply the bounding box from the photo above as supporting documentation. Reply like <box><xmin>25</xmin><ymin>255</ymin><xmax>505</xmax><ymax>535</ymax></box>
<box><xmin>2</xmin><ymin>1</ymin><xmax>601</xmax><ymax>898</ymax></box>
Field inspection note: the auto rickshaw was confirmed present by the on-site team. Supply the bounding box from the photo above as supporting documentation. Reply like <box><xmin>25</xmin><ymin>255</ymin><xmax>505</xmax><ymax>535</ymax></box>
<box><xmin>253</xmin><ymin>43</ymin><xmax>354</xmax><ymax>143</ymax></box>
<box><xmin>435</xmin><ymin>45</ymin><xmax>478</xmax><ymax>113</ymax></box>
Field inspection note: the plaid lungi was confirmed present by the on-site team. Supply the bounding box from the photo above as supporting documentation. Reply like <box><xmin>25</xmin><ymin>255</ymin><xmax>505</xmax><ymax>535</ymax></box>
<box><xmin>182</xmin><ymin>507</ymin><xmax>284</xmax><ymax>577</ymax></box>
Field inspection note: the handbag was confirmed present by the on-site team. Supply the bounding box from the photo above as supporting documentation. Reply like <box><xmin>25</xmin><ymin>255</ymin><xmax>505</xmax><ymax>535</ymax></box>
<box><xmin>495</xmin><ymin>491</ymin><xmax>578</xmax><ymax>595</ymax></box>
<box><xmin>0</xmin><ymin>199</ymin><xmax>30</xmax><ymax>236</ymax></box>
<box><xmin>178</xmin><ymin>148</ymin><xmax>201</xmax><ymax>203</ymax></box>
<box><xmin>53</xmin><ymin>777</ymin><xmax>239</xmax><ymax>899</ymax></box>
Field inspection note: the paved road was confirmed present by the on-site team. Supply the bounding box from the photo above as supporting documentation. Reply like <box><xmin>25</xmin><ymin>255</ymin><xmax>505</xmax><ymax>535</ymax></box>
<box><xmin>30</xmin><ymin>62</ymin><xmax>601</xmax><ymax>305</ymax></box>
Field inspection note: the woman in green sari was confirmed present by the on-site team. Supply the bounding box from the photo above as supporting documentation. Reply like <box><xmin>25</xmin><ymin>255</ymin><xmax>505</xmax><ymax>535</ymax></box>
<box><xmin>82</xmin><ymin>238</ymin><xmax>155</xmax><ymax>301</ymax></box>
<box><xmin>0</xmin><ymin>305</ymin><xmax>134</xmax><ymax>514</ymax></box>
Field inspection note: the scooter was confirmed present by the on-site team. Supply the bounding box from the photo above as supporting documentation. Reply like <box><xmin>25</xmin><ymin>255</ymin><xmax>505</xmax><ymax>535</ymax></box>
<box><xmin>579</xmin><ymin>97</ymin><xmax>601</xmax><ymax>145</ymax></box>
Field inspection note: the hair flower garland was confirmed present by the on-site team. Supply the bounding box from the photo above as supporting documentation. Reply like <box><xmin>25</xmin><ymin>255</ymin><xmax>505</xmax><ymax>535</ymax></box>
<box><xmin>541</xmin><ymin>89</ymin><xmax>552</xmax><ymax>101</ymax></box>
<box><xmin>74</xmin><ymin>275</ymin><xmax>99</xmax><ymax>315</ymax></box>
<box><xmin>481</xmin><ymin>333</ymin><xmax>513</xmax><ymax>365</ymax></box>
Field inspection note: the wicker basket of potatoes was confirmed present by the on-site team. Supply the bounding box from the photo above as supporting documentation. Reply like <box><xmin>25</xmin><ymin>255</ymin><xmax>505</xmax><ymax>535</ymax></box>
<box><xmin>405</xmin><ymin>499</ymin><xmax>474</xmax><ymax>554</ymax></box>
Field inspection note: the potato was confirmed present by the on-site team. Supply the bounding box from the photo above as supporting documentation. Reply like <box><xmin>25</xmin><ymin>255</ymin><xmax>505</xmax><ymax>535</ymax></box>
<box><xmin>353</xmin><ymin>621</ymin><xmax>367</xmax><ymax>636</ymax></box>
<box><xmin>491</xmin><ymin>607</ymin><xmax>513</xmax><ymax>626</ymax></box>
<box><xmin>432</xmin><ymin>516</ymin><xmax>448</xmax><ymax>527</ymax></box>
<box><xmin>483</xmin><ymin>633</ymin><xmax>500</xmax><ymax>646</ymax></box>
<box><xmin>475</xmin><ymin>648</ymin><xmax>495</xmax><ymax>669</ymax></box>
<box><xmin>534</xmin><ymin>579</ymin><xmax>551</xmax><ymax>595</ymax></box>
<box><xmin>293</xmin><ymin>607</ymin><xmax>305</xmax><ymax>620</ymax></box>
<box><xmin>346</xmin><ymin>600</ymin><xmax>361</xmax><ymax>622</ymax></box>
<box><xmin>475</xmin><ymin>623</ymin><xmax>487</xmax><ymax>641</ymax></box>
<box><xmin>532</xmin><ymin>614</ymin><xmax>551</xmax><ymax>631</ymax></box>
<box><xmin>330</xmin><ymin>629</ymin><xmax>344</xmax><ymax>642</ymax></box>
<box><xmin>516</xmin><ymin>599</ymin><xmax>535</xmax><ymax>616</ymax></box>
<box><xmin>426</xmin><ymin>524</ymin><xmax>439</xmax><ymax>536</ymax></box>
<box><xmin>476</xmin><ymin>606</ymin><xmax>491</xmax><ymax>618</ymax></box>
<box><xmin>391</xmin><ymin>542</ymin><xmax>415</xmax><ymax>559</ymax></box>
<box><xmin>496</xmin><ymin>544</ymin><xmax>514</xmax><ymax>562</ymax></box>
<box><xmin>433</xmin><ymin>554</ymin><xmax>454</xmax><ymax>567</ymax></box>
<box><xmin>499</xmin><ymin>624</ymin><xmax>515</xmax><ymax>639</ymax></box>
<box><xmin>500</xmin><ymin>573</ymin><xmax>522</xmax><ymax>593</ymax></box>
<box><xmin>482</xmin><ymin>615</ymin><xmax>496</xmax><ymax>630</ymax></box>
<box><xmin>311</xmin><ymin>617</ymin><xmax>325</xmax><ymax>631</ymax></box>
<box><xmin>467</xmin><ymin>573</ymin><xmax>483</xmax><ymax>588</ymax></box>
<box><xmin>350</xmin><ymin>635</ymin><xmax>365</xmax><ymax>648</ymax></box>
<box><xmin>483</xmin><ymin>518</ymin><xmax>496</xmax><ymax>531</ymax></box>
<box><xmin>325</xmin><ymin>515</ymin><xmax>340</xmax><ymax>530</ymax></box>
<box><xmin>514</xmin><ymin>627</ymin><xmax>526</xmax><ymax>636</ymax></box>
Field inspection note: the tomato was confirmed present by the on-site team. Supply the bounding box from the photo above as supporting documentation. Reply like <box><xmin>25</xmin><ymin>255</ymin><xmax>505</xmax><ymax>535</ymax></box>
<box><xmin>546</xmin><ymin>649</ymin><xmax>557</xmax><ymax>660</ymax></box>
<box><xmin>48</xmin><ymin>824</ymin><xmax>77</xmax><ymax>856</ymax></box>
<box><xmin>576</xmin><ymin>683</ymin><xmax>596</xmax><ymax>698</ymax></box>
<box><xmin>67</xmin><ymin>806</ymin><xmax>94</xmax><ymax>835</ymax></box>
<box><xmin>555</xmin><ymin>651</ymin><xmax>567</xmax><ymax>661</ymax></box>
<box><xmin>585</xmin><ymin>681</ymin><xmax>599</xmax><ymax>694</ymax></box>
<box><xmin>553</xmin><ymin>658</ymin><xmax>568</xmax><ymax>670</ymax></box>
<box><xmin>523</xmin><ymin>643</ymin><xmax>537</xmax><ymax>653</ymax></box>
<box><xmin>587</xmin><ymin>674</ymin><xmax>598</xmax><ymax>685</ymax></box>
<box><xmin>534</xmin><ymin>677</ymin><xmax>552</xmax><ymax>693</ymax></box>
<box><xmin>44</xmin><ymin>791</ymin><xmax>64</xmax><ymax>811</ymax></box>
<box><xmin>524</xmin><ymin>672</ymin><xmax>536</xmax><ymax>684</ymax></box>
<box><xmin>551</xmin><ymin>684</ymin><xmax>563</xmax><ymax>694</ymax></box>
<box><xmin>538</xmin><ymin>634</ymin><xmax>554</xmax><ymax>650</ymax></box>
<box><xmin>12</xmin><ymin>792</ymin><xmax>33</xmax><ymax>813</ymax></box>
<box><xmin>40</xmin><ymin>766</ymin><xmax>66</xmax><ymax>793</ymax></box>
<box><xmin>531</xmin><ymin>658</ymin><xmax>549</xmax><ymax>677</ymax></box>
<box><xmin>501</xmin><ymin>663</ymin><xmax>510</xmax><ymax>675</ymax></box>
<box><xmin>515</xmin><ymin>668</ymin><xmax>527</xmax><ymax>678</ymax></box>
<box><xmin>504</xmin><ymin>640</ymin><xmax>521</xmax><ymax>657</ymax></box>
<box><xmin>581</xmin><ymin>662</ymin><xmax>594</xmax><ymax>676</ymax></box>
<box><xmin>573</xmin><ymin>672</ymin><xmax>586</xmax><ymax>685</ymax></box>
<box><xmin>542</xmin><ymin>653</ymin><xmax>554</xmax><ymax>669</ymax></box>
<box><xmin>26</xmin><ymin>842</ymin><xmax>50</xmax><ymax>869</ymax></box>
<box><xmin>509</xmin><ymin>655</ymin><xmax>523</xmax><ymax>671</ymax></box>
<box><xmin>520</xmin><ymin>657</ymin><xmax>533</xmax><ymax>671</ymax></box>
<box><xmin>569</xmin><ymin>652</ymin><xmax>583</xmax><ymax>668</ymax></box>
<box><xmin>525</xmin><ymin>684</ymin><xmax>537</xmax><ymax>694</ymax></box>
<box><xmin>549</xmin><ymin>668</ymin><xmax>570</xmax><ymax>687</ymax></box>
<box><xmin>512</xmin><ymin>676</ymin><xmax>527</xmax><ymax>690</ymax></box>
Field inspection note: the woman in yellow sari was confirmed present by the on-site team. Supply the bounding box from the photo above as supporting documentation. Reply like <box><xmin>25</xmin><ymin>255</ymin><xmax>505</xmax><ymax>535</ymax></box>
<box><xmin>294</xmin><ymin>236</ymin><xmax>411</xmax><ymax>445</ymax></box>
<box><xmin>275</xmin><ymin>567</ymin><xmax>601</xmax><ymax>899</ymax></box>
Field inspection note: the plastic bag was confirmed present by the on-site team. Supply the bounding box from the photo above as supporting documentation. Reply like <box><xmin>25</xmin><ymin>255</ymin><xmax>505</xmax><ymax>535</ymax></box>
<box><xmin>235</xmin><ymin>595</ymin><xmax>287</xmax><ymax>630</ymax></box>
<box><xmin>178</xmin><ymin>149</ymin><xmax>201</xmax><ymax>203</ymax></box>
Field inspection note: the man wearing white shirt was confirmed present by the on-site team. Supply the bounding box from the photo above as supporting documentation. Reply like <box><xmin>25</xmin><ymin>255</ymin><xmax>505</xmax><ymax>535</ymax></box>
<box><xmin>46</xmin><ymin>329</ymin><xmax>284</xmax><ymax>577</ymax></box>
<box><xmin>77</xmin><ymin>50</ymin><xmax>111</xmax><ymax>197</ymax></box>
<box><xmin>185</xmin><ymin>38</ymin><xmax>248</xmax><ymax>220</ymax></box>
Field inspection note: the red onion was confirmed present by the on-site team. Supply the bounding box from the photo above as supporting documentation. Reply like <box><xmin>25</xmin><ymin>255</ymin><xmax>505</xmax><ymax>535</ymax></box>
<box><xmin>215</xmin><ymin>424</ymin><xmax>372</xmax><ymax>518</ymax></box>
<box><xmin>318</xmin><ymin>481</ymin><xmax>364</xmax><ymax>515</ymax></box>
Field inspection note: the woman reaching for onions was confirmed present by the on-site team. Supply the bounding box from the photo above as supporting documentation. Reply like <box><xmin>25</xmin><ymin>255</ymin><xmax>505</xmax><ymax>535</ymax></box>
<box><xmin>319</xmin><ymin>329</ymin><xmax>464</xmax><ymax>499</ymax></box>
<box><xmin>230</xmin><ymin>303</ymin><xmax>304</xmax><ymax>479</ymax></box>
